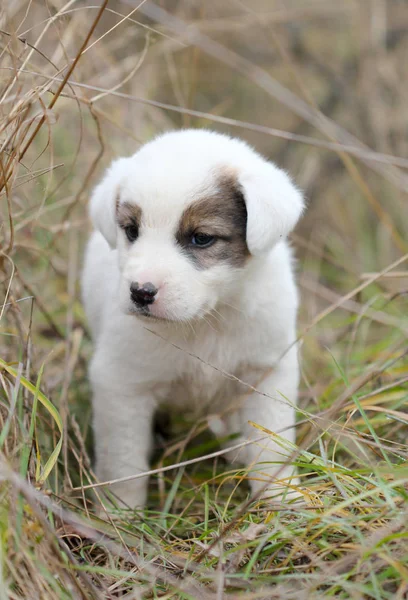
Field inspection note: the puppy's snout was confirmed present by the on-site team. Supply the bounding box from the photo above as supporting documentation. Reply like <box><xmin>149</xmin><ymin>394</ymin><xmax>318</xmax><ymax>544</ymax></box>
<box><xmin>130</xmin><ymin>282</ymin><xmax>158</xmax><ymax>307</ymax></box>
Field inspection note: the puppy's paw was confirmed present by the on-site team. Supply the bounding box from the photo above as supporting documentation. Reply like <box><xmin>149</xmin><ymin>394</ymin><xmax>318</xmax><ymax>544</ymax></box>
<box><xmin>93</xmin><ymin>480</ymin><xmax>148</xmax><ymax>519</ymax></box>
<box><xmin>250</xmin><ymin>474</ymin><xmax>304</xmax><ymax>506</ymax></box>
<box><xmin>96</xmin><ymin>502</ymin><xmax>146</xmax><ymax>522</ymax></box>
<box><xmin>259</xmin><ymin>484</ymin><xmax>304</xmax><ymax>505</ymax></box>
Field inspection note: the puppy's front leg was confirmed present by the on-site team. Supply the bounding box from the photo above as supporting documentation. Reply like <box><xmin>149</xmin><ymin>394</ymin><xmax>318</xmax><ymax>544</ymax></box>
<box><xmin>226</xmin><ymin>351</ymin><xmax>299</xmax><ymax>500</ymax></box>
<box><xmin>90</xmin><ymin>359</ymin><xmax>156</xmax><ymax>509</ymax></box>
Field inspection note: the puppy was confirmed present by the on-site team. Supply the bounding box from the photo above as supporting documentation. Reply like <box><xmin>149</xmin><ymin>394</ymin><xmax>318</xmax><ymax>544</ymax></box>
<box><xmin>82</xmin><ymin>129</ymin><xmax>304</xmax><ymax>509</ymax></box>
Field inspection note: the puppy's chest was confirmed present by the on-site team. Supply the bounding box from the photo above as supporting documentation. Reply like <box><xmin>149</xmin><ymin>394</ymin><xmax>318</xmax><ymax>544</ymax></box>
<box><xmin>165</xmin><ymin>338</ymin><xmax>265</xmax><ymax>414</ymax></box>
<box><xmin>168</xmin><ymin>368</ymin><xmax>231</xmax><ymax>412</ymax></box>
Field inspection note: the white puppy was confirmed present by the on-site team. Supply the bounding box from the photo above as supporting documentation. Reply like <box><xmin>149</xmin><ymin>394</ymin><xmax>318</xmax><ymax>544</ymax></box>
<box><xmin>82</xmin><ymin>129</ymin><xmax>304</xmax><ymax>508</ymax></box>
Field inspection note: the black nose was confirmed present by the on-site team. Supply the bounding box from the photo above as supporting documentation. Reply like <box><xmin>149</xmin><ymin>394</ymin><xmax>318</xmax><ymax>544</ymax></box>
<box><xmin>130</xmin><ymin>282</ymin><xmax>158</xmax><ymax>307</ymax></box>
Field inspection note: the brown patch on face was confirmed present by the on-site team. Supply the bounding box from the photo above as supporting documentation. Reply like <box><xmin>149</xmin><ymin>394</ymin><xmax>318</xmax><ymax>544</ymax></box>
<box><xmin>176</xmin><ymin>172</ymin><xmax>249</xmax><ymax>269</ymax></box>
<box><xmin>116</xmin><ymin>201</ymin><xmax>142</xmax><ymax>230</ymax></box>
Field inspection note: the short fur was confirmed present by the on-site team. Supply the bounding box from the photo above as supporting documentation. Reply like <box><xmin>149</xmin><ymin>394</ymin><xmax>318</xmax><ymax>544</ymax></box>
<box><xmin>176</xmin><ymin>174</ymin><xmax>249</xmax><ymax>269</ymax></box>
<box><xmin>82</xmin><ymin>129</ymin><xmax>305</xmax><ymax>508</ymax></box>
<box><xmin>116</xmin><ymin>201</ymin><xmax>142</xmax><ymax>232</ymax></box>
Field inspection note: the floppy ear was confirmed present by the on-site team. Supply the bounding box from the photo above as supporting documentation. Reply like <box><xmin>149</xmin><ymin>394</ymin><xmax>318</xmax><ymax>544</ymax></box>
<box><xmin>89</xmin><ymin>158</ymin><xmax>130</xmax><ymax>249</ymax></box>
<box><xmin>238</xmin><ymin>162</ymin><xmax>304</xmax><ymax>255</ymax></box>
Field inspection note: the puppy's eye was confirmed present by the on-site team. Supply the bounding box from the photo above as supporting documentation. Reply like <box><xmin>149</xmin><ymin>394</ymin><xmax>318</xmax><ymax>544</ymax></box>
<box><xmin>124</xmin><ymin>225</ymin><xmax>139</xmax><ymax>242</ymax></box>
<box><xmin>191</xmin><ymin>233</ymin><xmax>215</xmax><ymax>248</ymax></box>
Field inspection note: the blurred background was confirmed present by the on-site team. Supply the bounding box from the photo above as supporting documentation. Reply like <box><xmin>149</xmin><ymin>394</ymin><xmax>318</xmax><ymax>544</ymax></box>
<box><xmin>1</xmin><ymin>1</ymin><xmax>408</xmax><ymax>596</ymax></box>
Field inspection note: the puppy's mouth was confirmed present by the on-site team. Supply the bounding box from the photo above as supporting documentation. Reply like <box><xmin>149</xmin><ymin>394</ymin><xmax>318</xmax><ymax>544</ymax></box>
<box><xmin>129</xmin><ymin>305</ymin><xmax>155</xmax><ymax>318</ymax></box>
<box><xmin>127</xmin><ymin>304</ymin><xmax>171</xmax><ymax>323</ymax></box>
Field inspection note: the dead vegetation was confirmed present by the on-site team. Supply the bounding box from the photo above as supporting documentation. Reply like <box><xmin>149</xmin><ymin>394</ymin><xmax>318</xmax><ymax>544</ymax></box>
<box><xmin>1</xmin><ymin>1</ymin><xmax>408</xmax><ymax>598</ymax></box>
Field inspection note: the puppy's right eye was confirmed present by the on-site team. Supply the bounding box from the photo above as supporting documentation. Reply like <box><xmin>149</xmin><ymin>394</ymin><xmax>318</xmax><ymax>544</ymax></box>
<box><xmin>124</xmin><ymin>225</ymin><xmax>139</xmax><ymax>242</ymax></box>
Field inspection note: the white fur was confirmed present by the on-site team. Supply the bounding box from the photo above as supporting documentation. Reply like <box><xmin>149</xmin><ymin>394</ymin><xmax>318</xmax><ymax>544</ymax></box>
<box><xmin>82</xmin><ymin>129</ymin><xmax>304</xmax><ymax>508</ymax></box>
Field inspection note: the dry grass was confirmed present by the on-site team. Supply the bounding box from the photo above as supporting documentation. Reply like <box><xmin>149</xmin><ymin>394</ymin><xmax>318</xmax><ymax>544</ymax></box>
<box><xmin>1</xmin><ymin>1</ymin><xmax>408</xmax><ymax>598</ymax></box>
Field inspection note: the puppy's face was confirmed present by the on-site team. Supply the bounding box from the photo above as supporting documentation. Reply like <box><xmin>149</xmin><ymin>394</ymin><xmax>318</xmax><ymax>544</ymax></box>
<box><xmin>115</xmin><ymin>171</ymin><xmax>249</xmax><ymax>321</ymax></box>
<box><xmin>90</xmin><ymin>130</ymin><xmax>304</xmax><ymax>323</ymax></box>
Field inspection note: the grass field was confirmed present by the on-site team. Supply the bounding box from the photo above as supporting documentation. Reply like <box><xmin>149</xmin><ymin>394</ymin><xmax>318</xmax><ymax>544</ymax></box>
<box><xmin>1</xmin><ymin>1</ymin><xmax>408</xmax><ymax>598</ymax></box>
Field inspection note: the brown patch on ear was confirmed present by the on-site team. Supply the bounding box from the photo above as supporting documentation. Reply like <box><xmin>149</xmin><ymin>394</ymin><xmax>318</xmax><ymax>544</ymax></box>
<box><xmin>176</xmin><ymin>172</ymin><xmax>249</xmax><ymax>269</ymax></box>
<box><xmin>116</xmin><ymin>201</ymin><xmax>142</xmax><ymax>230</ymax></box>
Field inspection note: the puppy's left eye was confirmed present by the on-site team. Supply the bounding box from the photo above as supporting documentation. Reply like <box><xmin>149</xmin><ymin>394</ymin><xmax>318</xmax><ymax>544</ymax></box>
<box><xmin>191</xmin><ymin>233</ymin><xmax>215</xmax><ymax>248</ymax></box>
<box><xmin>124</xmin><ymin>225</ymin><xmax>139</xmax><ymax>242</ymax></box>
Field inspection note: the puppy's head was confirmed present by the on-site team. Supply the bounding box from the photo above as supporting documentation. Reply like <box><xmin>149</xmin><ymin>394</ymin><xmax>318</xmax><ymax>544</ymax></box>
<box><xmin>89</xmin><ymin>130</ymin><xmax>304</xmax><ymax>322</ymax></box>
